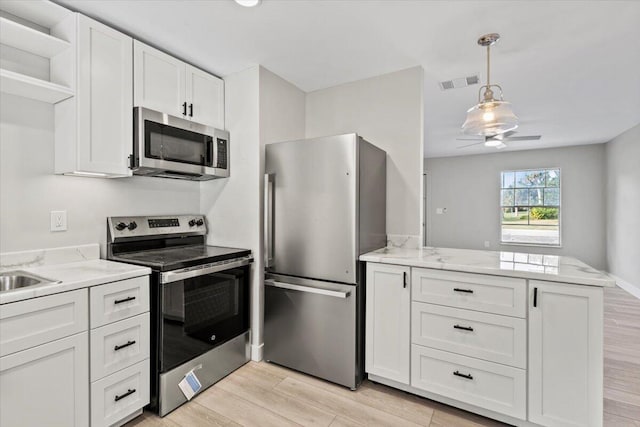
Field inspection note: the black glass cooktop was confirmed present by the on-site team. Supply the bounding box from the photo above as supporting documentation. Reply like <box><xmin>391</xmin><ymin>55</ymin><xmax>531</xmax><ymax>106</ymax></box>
<box><xmin>110</xmin><ymin>245</ymin><xmax>251</xmax><ymax>272</ymax></box>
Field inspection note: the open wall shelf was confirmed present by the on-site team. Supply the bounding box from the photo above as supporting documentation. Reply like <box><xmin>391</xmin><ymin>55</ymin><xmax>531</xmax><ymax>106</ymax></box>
<box><xmin>0</xmin><ymin>68</ymin><xmax>73</xmax><ymax>103</ymax></box>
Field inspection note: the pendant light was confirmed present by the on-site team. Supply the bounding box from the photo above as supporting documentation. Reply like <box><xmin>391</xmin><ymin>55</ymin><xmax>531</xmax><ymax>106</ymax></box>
<box><xmin>461</xmin><ymin>33</ymin><xmax>518</xmax><ymax>136</ymax></box>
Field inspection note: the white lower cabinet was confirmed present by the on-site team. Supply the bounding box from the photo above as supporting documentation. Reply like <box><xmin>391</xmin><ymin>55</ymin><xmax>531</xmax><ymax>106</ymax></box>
<box><xmin>411</xmin><ymin>302</ymin><xmax>526</xmax><ymax>368</ymax></box>
<box><xmin>528</xmin><ymin>280</ymin><xmax>603</xmax><ymax>427</ymax></box>
<box><xmin>0</xmin><ymin>275</ymin><xmax>150</xmax><ymax>427</ymax></box>
<box><xmin>91</xmin><ymin>359</ymin><xmax>150</xmax><ymax>427</ymax></box>
<box><xmin>0</xmin><ymin>332</ymin><xmax>89</xmax><ymax>427</ymax></box>
<box><xmin>365</xmin><ymin>263</ymin><xmax>411</xmax><ymax>384</ymax></box>
<box><xmin>90</xmin><ymin>279</ymin><xmax>150</xmax><ymax>427</ymax></box>
<box><xmin>365</xmin><ymin>263</ymin><xmax>605</xmax><ymax>427</ymax></box>
<box><xmin>411</xmin><ymin>345</ymin><xmax>526</xmax><ymax>419</ymax></box>
<box><xmin>90</xmin><ymin>312</ymin><xmax>150</xmax><ymax>380</ymax></box>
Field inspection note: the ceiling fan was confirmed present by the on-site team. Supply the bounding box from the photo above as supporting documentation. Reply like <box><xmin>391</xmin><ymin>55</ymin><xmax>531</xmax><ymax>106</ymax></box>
<box><xmin>456</xmin><ymin>131</ymin><xmax>541</xmax><ymax>150</ymax></box>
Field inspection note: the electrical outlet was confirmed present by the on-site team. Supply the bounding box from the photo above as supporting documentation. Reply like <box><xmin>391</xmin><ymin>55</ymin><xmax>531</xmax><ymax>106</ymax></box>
<box><xmin>484</xmin><ymin>240</ymin><xmax>491</xmax><ymax>248</ymax></box>
<box><xmin>50</xmin><ymin>210</ymin><xmax>67</xmax><ymax>232</ymax></box>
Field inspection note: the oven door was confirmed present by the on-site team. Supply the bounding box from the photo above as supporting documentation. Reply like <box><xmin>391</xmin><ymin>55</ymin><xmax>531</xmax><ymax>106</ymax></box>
<box><xmin>159</xmin><ymin>262</ymin><xmax>250</xmax><ymax>373</ymax></box>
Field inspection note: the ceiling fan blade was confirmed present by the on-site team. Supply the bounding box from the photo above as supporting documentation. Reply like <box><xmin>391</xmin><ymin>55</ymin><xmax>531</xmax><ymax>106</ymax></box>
<box><xmin>502</xmin><ymin>135</ymin><xmax>542</xmax><ymax>141</ymax></box>
<box><xmin>500</xmin><ymin>130</ymin><xmax>518</xmax><ymax>138</ymax></box>
<box><xmin>495</xmin><ymin>142</ymin><xmax>507</xmax><ymax>149</ymax></box>
<box><xmin>456</xmin><ymin>137</ymin><xmax>485</xmax><ymax>141</ymax></box>
<box><xmin>457</xmin><ymin>141</ymin><xmax>486</xmax><ymax>149</ymax></box>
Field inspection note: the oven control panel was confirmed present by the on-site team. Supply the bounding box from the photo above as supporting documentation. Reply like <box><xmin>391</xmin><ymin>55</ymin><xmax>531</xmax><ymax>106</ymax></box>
<box><xmin>108</xmin><ymin>215</ymin><xmax>207</xmax><ymax>242</ymax></box>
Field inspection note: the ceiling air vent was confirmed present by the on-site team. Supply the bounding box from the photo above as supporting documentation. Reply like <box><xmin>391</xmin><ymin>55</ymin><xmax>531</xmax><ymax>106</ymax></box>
<box><xmin>439</xmin><ymin>74</ymin><xmax>480</xmax><ymax>90</ymax></box>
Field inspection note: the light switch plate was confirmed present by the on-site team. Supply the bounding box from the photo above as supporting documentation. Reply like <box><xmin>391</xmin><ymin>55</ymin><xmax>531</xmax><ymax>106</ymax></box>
<box><xmin>50</xmin><ymin>210</ymin><xmax>67</xmax><ymax>232</ymax></box>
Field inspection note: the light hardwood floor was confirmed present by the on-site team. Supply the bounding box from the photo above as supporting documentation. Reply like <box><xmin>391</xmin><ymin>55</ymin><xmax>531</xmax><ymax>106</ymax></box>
<box><xmin>127</xmin><ymin>285</ymin><xmax>640</xmax><ymax>427</ymax></box>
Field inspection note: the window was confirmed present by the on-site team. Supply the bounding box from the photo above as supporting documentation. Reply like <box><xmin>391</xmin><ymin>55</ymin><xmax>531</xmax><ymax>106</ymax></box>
<box><xmin>500</xmin><ymin>168</ymin><xmax>560</xmax><ymax>246</ymax></box>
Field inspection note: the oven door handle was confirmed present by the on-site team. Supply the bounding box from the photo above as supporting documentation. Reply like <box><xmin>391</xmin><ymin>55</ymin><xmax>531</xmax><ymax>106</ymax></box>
<box><xmin>264</xmin><ymin>279</ymin><xmax>351</xmax><ymax>299</ymax></box>
<box><xmin>160</xmin><ymin>256</ymin><xmax>253</xmax><ymax>284</ymax></box>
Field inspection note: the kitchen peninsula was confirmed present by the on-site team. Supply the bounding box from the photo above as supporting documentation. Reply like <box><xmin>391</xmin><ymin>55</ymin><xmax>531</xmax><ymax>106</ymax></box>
<box><xmin>361</xmin><ymin>246</ymin><xmax>615</xmax><ymax>427</ymax></box>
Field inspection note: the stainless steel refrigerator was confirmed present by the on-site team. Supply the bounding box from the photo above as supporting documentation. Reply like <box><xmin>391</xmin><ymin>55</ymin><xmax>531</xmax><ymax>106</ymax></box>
<box><xmin>264</xmin><ymin>133</ymin><xmax>386</xmax><ymax>389</ymax></box>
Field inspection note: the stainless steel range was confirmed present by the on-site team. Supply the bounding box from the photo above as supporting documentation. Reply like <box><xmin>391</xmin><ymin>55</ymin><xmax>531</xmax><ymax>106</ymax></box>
<box><xmin>107</xmin><ymin>215</ymin><xmax>252</xmax><ymax>416</ymax></box>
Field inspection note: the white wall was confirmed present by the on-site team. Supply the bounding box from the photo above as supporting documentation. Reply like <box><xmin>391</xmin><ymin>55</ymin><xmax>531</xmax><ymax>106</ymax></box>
<box><xmin>200</xmin><ymin>66</ymin><xmax>261</xmax><ymax>358</ymax></box>
<box><xmin>0</xmin><ymin>94</ymin><xmax>200</xmax><ymax>255</ymax></box>
<box><xmin>200</xmin><ymin>66</ymin><xmax>305</xmax><ymax>360</ymax></box>
<box><xmin>305</xmin><ymin>66</ymin><xmax>424</xmax><ymax>238</ymax></box>
<box><xmin>606</xmin><ymin>123</ymin><xmax>640</xmax><ymax>289</ymax></box>
<box><xmin>425</xmin><ymin>144</ymin><xmax>607</xmax><ymax>269</ymax></box>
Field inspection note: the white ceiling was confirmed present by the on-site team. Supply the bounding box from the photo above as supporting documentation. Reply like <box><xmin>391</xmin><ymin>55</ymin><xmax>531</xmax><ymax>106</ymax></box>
<box><xmin>56</xmin><ymin>0</ymin><xmax>640</xmax><ymax>158</ymax></box>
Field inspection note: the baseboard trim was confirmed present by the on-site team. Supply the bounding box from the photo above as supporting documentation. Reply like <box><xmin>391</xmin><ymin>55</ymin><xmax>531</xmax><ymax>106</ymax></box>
<box><xmin>610</xmin><ymin>274</ymin><xmax>640</xmax><ymax>299</ymax></box>
<box><xmin>251</xmin><ymin>343</ymin><xmax>264</xmax><ymax>361</ymax></box>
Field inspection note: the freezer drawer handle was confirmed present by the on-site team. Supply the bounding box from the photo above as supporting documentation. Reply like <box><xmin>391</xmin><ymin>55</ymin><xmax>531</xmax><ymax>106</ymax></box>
<box><xmin>114</xmin><ymin>388</ymin><xmax>136</xmax><ymax>402</ymax></box>
<box><xmin>453</xmin><ymin>371</ymin><xmax>474</xmax><ymax>380</ymax></box>
<box><xmin>265</xmin><ymin>279</ymin><xmax>350</xmax><ymax>299</ymax></box>
<box><xmin>114</xmin><ymin>296</ymin><xmax>136</xmax><ymax>305</ymax></box>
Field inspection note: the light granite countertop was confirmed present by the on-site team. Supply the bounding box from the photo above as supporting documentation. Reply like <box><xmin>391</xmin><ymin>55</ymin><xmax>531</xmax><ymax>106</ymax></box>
<box><xmin>1</xmin><ymin>244</ymin><xmax>150</xmax><ymax>305</ymax></box>
<box><xmin>360</xmin><ymin>246</ymin><xmax>615</xmax><ymax>287</ymax></box>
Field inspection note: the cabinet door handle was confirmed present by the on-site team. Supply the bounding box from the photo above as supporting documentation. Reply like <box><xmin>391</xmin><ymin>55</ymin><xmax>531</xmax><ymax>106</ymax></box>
<box><xmin>453</xmin><ymin>370</ymin><xmax>473</xmax><ymax>380</ymax></box>
<box><xmin>403</xmin><ymin>271</ymin><xmax>407</xmax><ymax>288</ymax></box>
<box><xmin>189</xmin><ymin>103</ymin><xmax>193</xmax><ymax>117</ymax></box>
<box><xmin>114</xmin><ymin>296</ymin><xmax>136</xmax><ymax>305</ymax></box>
<box><xmin>453</xmin><ymin>288</ymin><xmax>474</xmax><ymax>294</ymax></box>
<box><xmin>533</xmin><ymin>287</ymin><xmax>538</xmax><ymax>307</ymax></box>
<box><xmin>182</xmin><ymin>102</ymin><xmax>187</xmax><ymax>115</ymax></box>
<box><xmin>453</xmin><ymin>324</ymin><xmax>474</xmax><ymax>332</ymax></box>
<box><xmin>114</xmin><ymin>388</ymin><xmax>136</xmax><ymax>402</ymax></box>
<box><xmin>114</xmin><ymin>340</ymin><xmax>136</xmax><ymax>351</ymax></box>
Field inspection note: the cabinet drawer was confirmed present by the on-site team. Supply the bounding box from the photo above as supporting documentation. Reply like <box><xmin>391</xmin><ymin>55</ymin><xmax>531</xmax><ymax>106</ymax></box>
<box><xmin>91</xmin><ymin>359</ymin><xmax>150</xmax><ymax>427</ymax></box>
<box><xmin>411</xmin><ymin>302</ymin><xmax>526</xmax><ymax>368</ymax></box>
<box><xmin>90</xmin><ymin>276</ymin><xmax>149</xmax><ymax>328</ymax></box>
<box><xmin>411</xmin><ymin>268</ymin><xmax>526</xmax><ymax>317</ymax></box>
<box><xmin>0</xmin><ymin>289</ymin><xmax>88</xmax><ymax>357</ymax></box>
<box><xmin>411</xmin><ymin>345</ymin><xmax>526</xmax><ymax>420</ymax></box>
<box><xmin>90</xmin><ymin>313</ymin><xmax>150</xmax><ymax>381</ymax></box>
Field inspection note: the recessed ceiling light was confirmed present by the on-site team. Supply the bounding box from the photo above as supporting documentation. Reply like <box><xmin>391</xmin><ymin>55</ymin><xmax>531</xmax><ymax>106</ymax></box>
<box><xmin>235</xmin><ymin>0</ymin><xmax>261</xmax><ymax>7</ymax></box>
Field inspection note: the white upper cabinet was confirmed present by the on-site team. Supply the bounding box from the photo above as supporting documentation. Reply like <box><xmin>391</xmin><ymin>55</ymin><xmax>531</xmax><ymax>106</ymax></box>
<box><xmin>528</xmin><ymin>280</ymin><xmax>603</xmax><ymax>427</ymax></box>
<box><xmin>134</xmin><ymin>41</ymin><xmax>224</xmax><ymax>129</ymax></box>
<box><xmin>185</xmin><ymin>64</ymin><xmax>224</xmax><ymax>128</ymax></box>
<box><xmin>53</xmin><ymin>14</ymin><xmax>133</xmax><ymax>177</ymax></box>
<box><xmin>365</xmin><ymin>263</ymin><xmax>411</xmax><ymax>384</ymax></box>
<box><xmin>133</xmin><ymin>41</ymin><xmax>185</xmax><ymax>117</ymax></box>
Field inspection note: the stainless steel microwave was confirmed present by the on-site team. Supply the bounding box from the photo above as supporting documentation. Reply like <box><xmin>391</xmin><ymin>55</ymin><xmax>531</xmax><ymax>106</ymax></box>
<box><xmin>131</xmin><ymin>107</ymin><xmax>229</xmax><ymax>181</ymax></box>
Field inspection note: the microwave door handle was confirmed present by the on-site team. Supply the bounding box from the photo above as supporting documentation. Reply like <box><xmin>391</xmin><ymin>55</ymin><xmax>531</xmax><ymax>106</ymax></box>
<box><xmin>264</xmin><ymin>174</ymin><xmax>275</xmax><ymax>268</ymax></box>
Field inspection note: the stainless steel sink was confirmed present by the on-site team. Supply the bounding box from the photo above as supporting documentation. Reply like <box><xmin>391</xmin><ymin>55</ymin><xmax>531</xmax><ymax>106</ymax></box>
<box><xmin>0</xmin><ymin>270</ymin><xmax>58</xmax><ymax>292</ymax></box>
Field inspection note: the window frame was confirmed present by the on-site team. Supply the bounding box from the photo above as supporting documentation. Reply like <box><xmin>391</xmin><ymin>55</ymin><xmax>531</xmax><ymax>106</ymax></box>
<box><xmin>499</xmin><ymin>167</ymin><xmax>562</xmax><ymax>248</ymax></box>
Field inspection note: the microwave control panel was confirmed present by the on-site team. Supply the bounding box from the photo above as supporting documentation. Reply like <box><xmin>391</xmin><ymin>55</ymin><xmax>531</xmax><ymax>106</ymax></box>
<box><xmin>216</xmin><ymin>138</ymin><xmax>228</xmax><ymax>170</ymax></box>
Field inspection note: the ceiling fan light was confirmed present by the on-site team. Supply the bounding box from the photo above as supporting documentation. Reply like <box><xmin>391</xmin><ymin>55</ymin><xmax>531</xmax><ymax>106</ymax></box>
<box><xmin>461</xmin><ymin>101</ymin><xmax>519</xmax><ymax>136</ymax></box>
<box><xmin>484</xmin><ymin>138</ymin><xmax>504</xmax><ymax>147</ymax></box>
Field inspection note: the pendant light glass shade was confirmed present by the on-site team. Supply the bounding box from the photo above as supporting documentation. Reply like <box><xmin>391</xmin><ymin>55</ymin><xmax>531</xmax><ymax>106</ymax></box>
<box><xmin>461</xmin><ymin>33</ymin><xmax>519</xmax><ymax>136</ymax></box>
<box><xmin>462</xmin><ymin>100</ymin><xmax>518</xmax><ymax>136</ymax></box>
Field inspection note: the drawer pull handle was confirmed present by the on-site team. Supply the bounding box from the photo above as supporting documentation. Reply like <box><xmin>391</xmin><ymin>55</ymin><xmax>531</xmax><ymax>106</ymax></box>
<box><xmin>114</xmin><ymin>340</ymin><xmax>136</xmax><ymax>351</ymax></box>
<box><xmin>114</xmin><ymin>388</ymin><xmax>136</xmax><ymax>402</ymax></box>
<box><xmin>453</xmin><ymin>371</ymin><xmax>474</xmax><ymax>380</ymax></box>
<box><xmin>114</xmin><ymin>296</ymin><xmax>136</xmax><ymax>305</ymax></box>
<box><xmin>453</xmin><ymin>324</ymin><xmax>474</xmax><ymax>332</ymax></box>
<box><xmin>453</xmin><ymin>288</ymin><xmax>474</xmax><ymax>294</ymax></box>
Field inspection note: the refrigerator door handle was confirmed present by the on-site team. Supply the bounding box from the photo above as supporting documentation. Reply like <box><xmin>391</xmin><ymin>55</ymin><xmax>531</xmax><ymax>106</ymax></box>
<box><xmin>265</xmin><ymin>279</ymin><xmax>351</xmax><ymax>299</ymax></box>
<box><xmin>264</xmin><ymin>173</ymin><xmax>275</xmax><ymax>268</ymax></box>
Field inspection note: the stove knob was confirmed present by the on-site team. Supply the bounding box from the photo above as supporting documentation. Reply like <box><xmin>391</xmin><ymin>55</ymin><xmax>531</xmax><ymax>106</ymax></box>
<box><xmin>127</xmin><ymin>221</ymin><xmax>137</xmax><ymax>231</ymax></box>
<box><xmin>115</xmin><ymin>222</ymin><xmax>127</xmax><ymax>231</ymax></box>
<box><xmin>188</xmin><ymin>219</ymin><xmax>196</xmax><ymax>227</ymax></box>
<box><xmin>196</xmin><ymin>219</ymin><xmax>204</xmax><ymax>226</ymax></box>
